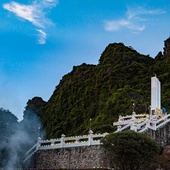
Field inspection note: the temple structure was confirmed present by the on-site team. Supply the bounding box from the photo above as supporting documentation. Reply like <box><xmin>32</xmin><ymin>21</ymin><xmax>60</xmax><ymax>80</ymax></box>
<box><xmin>113</xmin><ymin>76</ymin><xmax>170</xmax><ymax>132</ymax></box>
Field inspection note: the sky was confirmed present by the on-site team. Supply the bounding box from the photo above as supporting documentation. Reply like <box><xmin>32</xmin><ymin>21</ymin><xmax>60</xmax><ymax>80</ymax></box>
<box><xmin>0</xmin><ymin>0</ymin><xmax>170</xmax><ymax>121</ymax></box>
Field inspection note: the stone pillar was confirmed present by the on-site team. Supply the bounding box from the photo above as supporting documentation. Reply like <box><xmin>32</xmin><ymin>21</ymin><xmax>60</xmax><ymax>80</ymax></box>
<box><xmin>36</xmin><ymin>137</ymin><xmax>41</xmax><ymax>150</ymax></box>
<box><xmin>61</xmin><ymin>134</ymin><xmax>65</xmax><ymax>147</ymax></box>
<box><xmin>88</xmin><ymin>130</ymin><xmax>93</xmax><ymax>146</ymax></box>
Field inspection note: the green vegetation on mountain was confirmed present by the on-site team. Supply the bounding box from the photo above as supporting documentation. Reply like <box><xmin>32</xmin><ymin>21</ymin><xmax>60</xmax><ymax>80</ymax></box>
<box><xmin>27</xmin><ymin>37</ymin><xmax>170</xmax><ymax>139</ymax></box>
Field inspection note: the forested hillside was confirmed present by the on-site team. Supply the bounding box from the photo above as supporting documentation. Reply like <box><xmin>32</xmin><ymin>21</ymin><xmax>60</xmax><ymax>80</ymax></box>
<box><xmin>28</xmin><ymin>37</ymin><xmax>170</xmax><ymax>139</ymax></box>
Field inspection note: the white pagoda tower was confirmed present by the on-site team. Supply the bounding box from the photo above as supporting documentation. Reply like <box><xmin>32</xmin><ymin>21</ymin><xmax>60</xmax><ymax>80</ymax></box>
<box><xmin>151</xmin><ymin>76</ymin><xmax>161</xmax><ymax>111</ymax></box>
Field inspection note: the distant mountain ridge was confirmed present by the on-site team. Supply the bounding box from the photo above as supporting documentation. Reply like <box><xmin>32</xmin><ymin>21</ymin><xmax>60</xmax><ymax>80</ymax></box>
<box><xmin>25</xmin><ymin>37</ymin><xmax>170</xmax><ymax>139</ymax></box>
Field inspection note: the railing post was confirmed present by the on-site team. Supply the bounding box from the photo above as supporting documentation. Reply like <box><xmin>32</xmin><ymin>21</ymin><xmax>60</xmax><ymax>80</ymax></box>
<box><xmin>51</xmin><ymin>141</ymin><xmax>55</xmax><ymax>146</ymax></box>
<box><xmin>61</xmin><ymin>134</ymin><xmax>65</xmax><ymax>147</ymax></box>
<box><xmin>36</xmin><ymin>137</ymin><xmax>41</xmax><ymax>150</ymax></box>
<box><xmin>88</xmin><ymin>130</ymin><xmax>93</xmax><ymax>146</ymax></box>
<box><xmin>153</xmin><ymin>122</ymin><xmax>157</xmax><ymax>130</ymax></box>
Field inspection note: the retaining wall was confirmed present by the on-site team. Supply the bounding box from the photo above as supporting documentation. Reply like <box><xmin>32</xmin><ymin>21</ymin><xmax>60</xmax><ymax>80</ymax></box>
<box><xmin>24</xmin><ymin>123</ymin><xmax>170</xmax><ymax>169</ymax></box>
<box><xmin>146</xmin><ymin>122</ymin><xmax>170</xmax><ymax>147</ymax></box>
<box><xmin>32</xmin><ymin>145</ymin><xmax>110</xmax><ymax>169</ymax></box>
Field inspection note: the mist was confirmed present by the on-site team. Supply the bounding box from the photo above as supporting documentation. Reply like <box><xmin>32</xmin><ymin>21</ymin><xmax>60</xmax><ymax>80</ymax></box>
<box><xmin>0</xmin><ymin>108</ymin><xmax>45</xmax><ymax>169</ymax></box>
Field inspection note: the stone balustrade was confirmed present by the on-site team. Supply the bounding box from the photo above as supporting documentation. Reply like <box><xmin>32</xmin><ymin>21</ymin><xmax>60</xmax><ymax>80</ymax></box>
<box><xmin>23</xmin><ymin>131</ymin><xmax>108</xmax><ymax>162</ymax></box>
<box><xmin>115</xmin><ymin>113</ymin><xmax>170</xmax><ymax>133</ymax></box>
<box><xmin>38</xmin><ymin>131</ymin><xmax>108</xmax><ymax>150</ymax></box>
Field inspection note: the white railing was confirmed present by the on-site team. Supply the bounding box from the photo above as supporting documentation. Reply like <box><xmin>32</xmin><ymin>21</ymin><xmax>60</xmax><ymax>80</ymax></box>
<box><xmin>145</xmin><ymin>114</ymin><xmax>170</xmax><ymax>131</ymax></box>
<box><xmin>114</xmin><ymin>113</ymin><xmax>170</xmax><ymax>133</ymax></box>
<box><xmin>38</xmin><ymin>131</ymin><xmax>108</xmax><ymax>150</ymax></box>
<box><xmin>23</xmin><ymin>143</ymin><xmax>38</xmax><ymax>162</ymax></box>
<box><xmin>115</xmin><ymin>122</ymin><xmax>132</xmax><ymax>132</ymax></box>
<box><xmin>155</xmin><ymin>114</ymin><xmax>170</xmax><ymax>130</ymax></box>
<box><xmin>23</xmin><ymin>131</ymin><xmax>108</xmax><ymax>162</ymax></box>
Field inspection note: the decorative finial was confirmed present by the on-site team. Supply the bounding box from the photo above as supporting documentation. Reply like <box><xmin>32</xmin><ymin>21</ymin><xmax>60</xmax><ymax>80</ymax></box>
<box><xmin>133</xmin><ymin>103</ymin><xmax>135</xmax><ymax>112</ymax></box>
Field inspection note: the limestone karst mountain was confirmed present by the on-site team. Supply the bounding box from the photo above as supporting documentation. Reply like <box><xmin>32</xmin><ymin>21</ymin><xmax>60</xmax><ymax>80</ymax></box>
<box><xmin>26</xmin><ymin>37</ymin><xmax>170</xmax><ymax>139</ymax></box>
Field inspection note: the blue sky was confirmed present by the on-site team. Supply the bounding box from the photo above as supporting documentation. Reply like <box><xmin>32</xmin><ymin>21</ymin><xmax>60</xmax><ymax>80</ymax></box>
<box><xmin>0</xmin><ymin>0</ymin><xmax>170</xmax><ymax>121</ymax></box>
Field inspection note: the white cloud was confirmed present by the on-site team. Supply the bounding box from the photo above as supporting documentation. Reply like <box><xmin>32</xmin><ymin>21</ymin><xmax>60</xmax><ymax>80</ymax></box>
<box><xmin>2</xmin><ymin>0</ymin><xmax>58</xmax><ymax>44</ymax></box>
<box><xmin>104</xmin><ymin>7</ymin><xmax>166</xmax><ymax>32</ymax></box>
<box><xmin>3</xmin><ymin>2</ymin><xmax>43</xmax><ymax>28</ymax></box>
<box><xmin>104</xmin><ymin>19</ymin><xmax>145</xmax><ymax>32</ymax></box>
<box><xmin>127</xmin><ymin>7</ymin><xmax>166</xmax><ymax>20</ymax></box>
<box><xmin>37</xmin><ymin>29</ymin><xmax>47</xmax><ymax>44</ymax></box>
<box><xmin>105</xmin><ymin>20</ymin><xmax>129</xmax><ymax>31</ymax></box>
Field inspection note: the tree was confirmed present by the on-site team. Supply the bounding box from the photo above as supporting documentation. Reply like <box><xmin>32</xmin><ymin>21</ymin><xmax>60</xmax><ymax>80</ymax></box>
<box><xmin>101</xmin><ymin>130</ymin><xmax>160</xmax><ymax>170</ymax></box>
